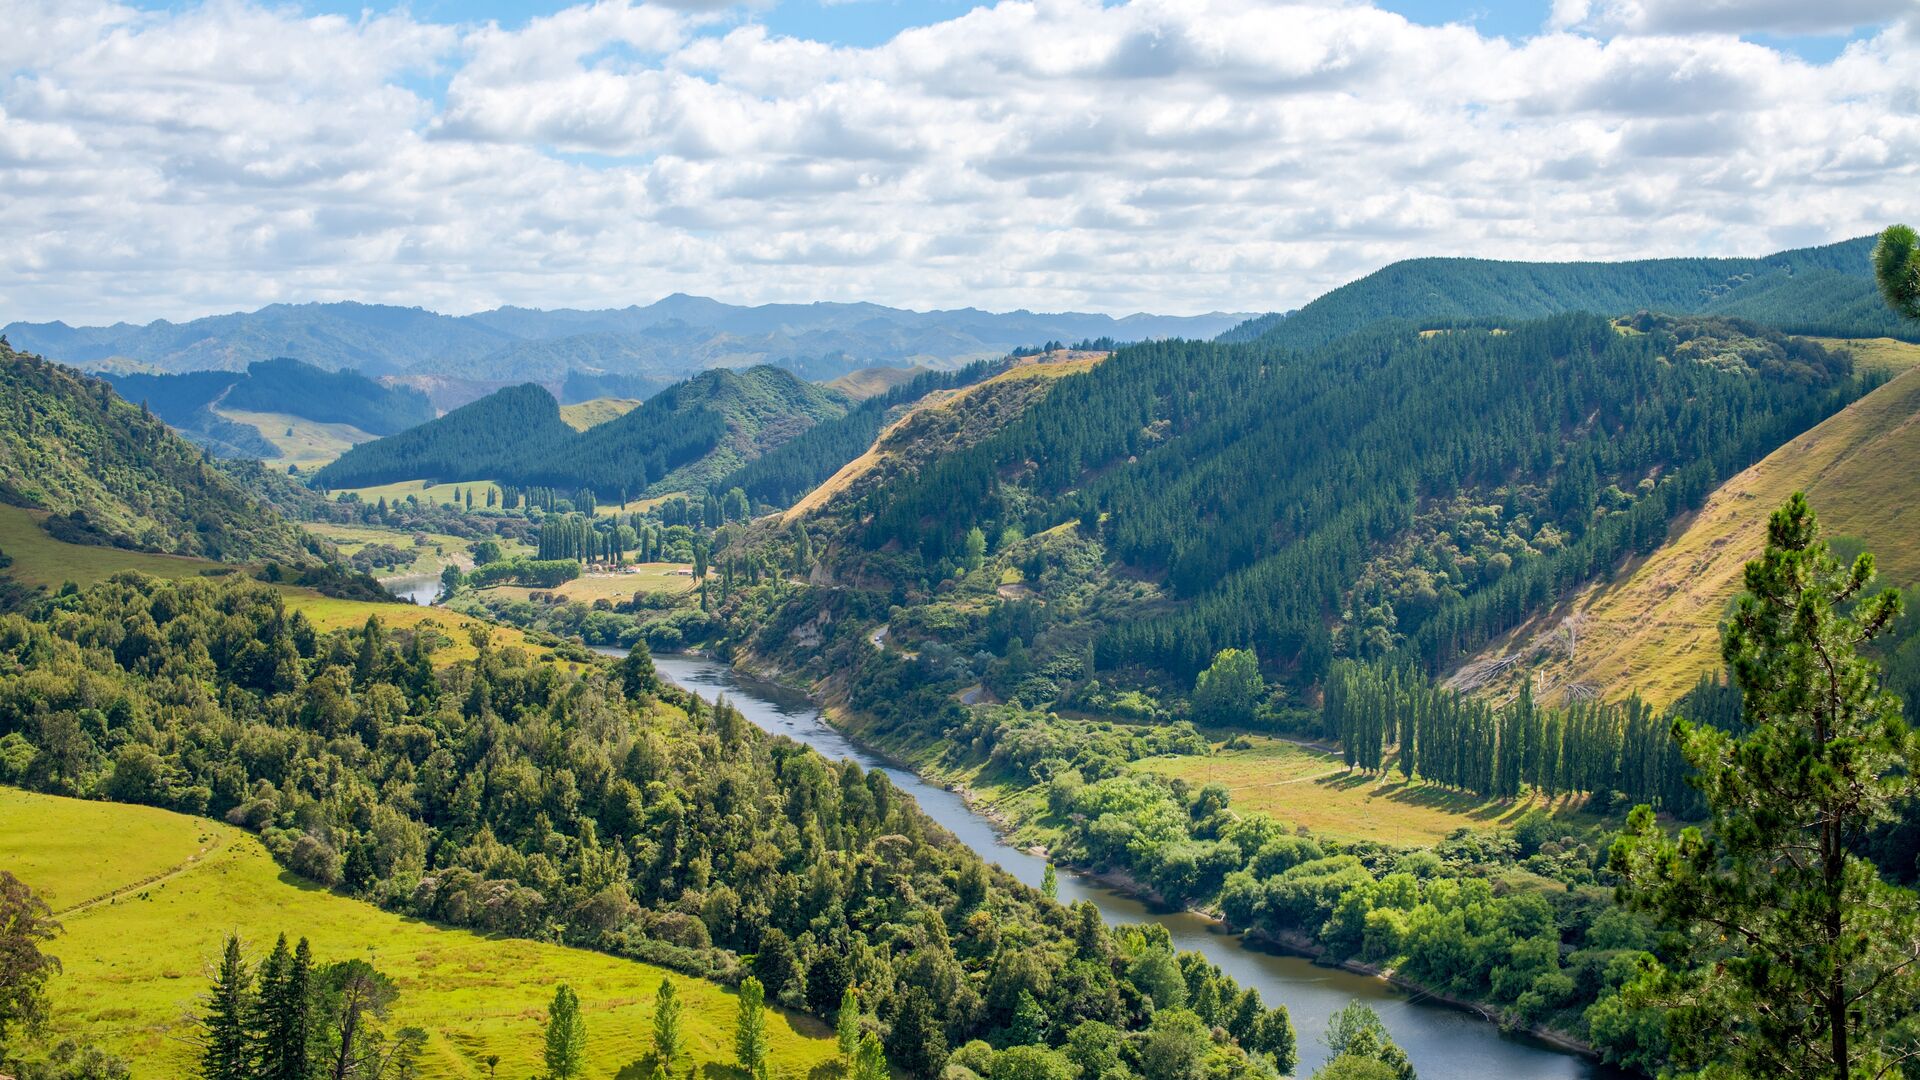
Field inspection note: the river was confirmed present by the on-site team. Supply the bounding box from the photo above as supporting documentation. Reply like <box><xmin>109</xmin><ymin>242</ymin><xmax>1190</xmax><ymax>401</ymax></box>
<box><xmin>613</xmin><ymin>649</ymin><xmax>1624</xmax><ymax>1080</ymax></box>
<box><xmin>382</xmin><ymin>573</ymin><xmax>442</xmax><ymax>605</ymax></box>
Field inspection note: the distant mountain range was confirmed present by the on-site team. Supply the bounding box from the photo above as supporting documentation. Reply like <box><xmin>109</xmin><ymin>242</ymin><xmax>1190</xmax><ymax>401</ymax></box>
<box><xmin>2</xmin><ymin>296</ymin><xmax>1255</xmax><ymax>390</ymax></box>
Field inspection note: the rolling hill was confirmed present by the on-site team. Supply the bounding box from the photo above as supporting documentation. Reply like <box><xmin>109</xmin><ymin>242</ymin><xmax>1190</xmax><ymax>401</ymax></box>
<box><xmin>1220</xmin><ymin>235</ymin><xmax>1906</xmax><ymax>349</ymax></box>
<box><xmin>0</xmin><ymin>341</ymin><xmax>317</xmax><ymax>564</ymax></box>
<box><xmin>316</xmin><ymin>365</ymin><xmax>849</xmax><ymax>499</ymax></box>
<box><xmin>1447</xmin><ymin>337</ymin><xmax>1920</xmax><ymax>708</ymax></box>
<box><xmin>0</xmin><ymin>788</ymin><xmax>836</xmax><ymax>1079</ymax></box>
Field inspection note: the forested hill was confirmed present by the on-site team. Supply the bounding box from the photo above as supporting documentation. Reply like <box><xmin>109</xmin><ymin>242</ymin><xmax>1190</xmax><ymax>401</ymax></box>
<box><xmin>1220</xmin><ymin>235</ymin><xmax>1903</xmax><ymax>348</ymax></box>
<box><xmin>316</xmin><ymin>365</ymin><xmax>848</xmax><ymax>499</ymax></box>
<box><xmin>108</xmin><ymin>356</ymin><xmax>435</xmax><ymax>445</ymax></box>
<box><xmin>0</xmin><ymin>340</ymin><xmax>318</xmax><ymax>563</ymax></box>
<box><xmin>824</xmin><ymin>315</ymin><xmax>1864</xmax><ymax>690</ymax></box>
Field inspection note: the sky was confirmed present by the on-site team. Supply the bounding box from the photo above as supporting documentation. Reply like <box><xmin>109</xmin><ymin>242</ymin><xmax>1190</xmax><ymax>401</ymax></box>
<box><xmin>2</xmin><ymin>0</ymin><xmax>1915</xmax><ymax>324</ymax></box>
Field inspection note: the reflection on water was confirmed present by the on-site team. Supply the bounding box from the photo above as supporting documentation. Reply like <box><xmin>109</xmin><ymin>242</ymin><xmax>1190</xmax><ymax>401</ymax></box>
<box><xmin>603</xmin><ymin>648</ymin><xmax>1623</xmax><ymax>1080</ymax></box>
<box><xmin>383</xmin><ymin>574</ymin><xmax>441</xmax><ymax>606</ymax></box>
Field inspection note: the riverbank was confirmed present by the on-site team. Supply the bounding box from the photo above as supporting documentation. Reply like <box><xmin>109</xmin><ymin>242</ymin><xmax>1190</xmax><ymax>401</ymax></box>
<box><xmin>718</xmin><ymin>647</ymin><xmax>1609</xmax><ymax>1066</ymax></box>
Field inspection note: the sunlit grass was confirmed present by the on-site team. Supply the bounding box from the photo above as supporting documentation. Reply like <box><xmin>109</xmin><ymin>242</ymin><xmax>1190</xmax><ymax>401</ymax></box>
<box><xmin>2</xmin><ymin>787</ymin><xmax>837</xmax><ymax>1080</ymax></box>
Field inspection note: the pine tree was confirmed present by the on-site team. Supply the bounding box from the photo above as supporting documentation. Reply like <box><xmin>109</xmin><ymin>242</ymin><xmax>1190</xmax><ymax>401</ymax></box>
<box><xmin>199</xmin><ymin>934</ymin><xmax>254</xmax><ymax>1080</ymax></box>
<box><xmin>1612</xmin><ymin>493</ymin><xmax>1917</xmax><ymax>1080</ymax></box>
<box><xmin>735</xmin><ymin>976</ymin><xmax>769</xmax><ymax>1080</ymax></box>
<box><xmin>1873</xmin><ymin>224</ymin><xmax>1920</xmax><ymax>320</ymax></box>
<box><xmin>885</xmin><ymin>987</ymin><xmax>948</xmax><ymax>1079</ymax></box>
<box><xmin>254</xmin><ymin>934</ymin><xmax>313</xmax><ymax>1080</ymax></box>
<box><xmin>652</xmin><ymin>978</ymin><xmax>683</xmax><ymax>1069</ymax></box>
<box><xmin>545</xmin><ymin>984</ymin><xmax>588</xmax><ymax>1080</ymax></box>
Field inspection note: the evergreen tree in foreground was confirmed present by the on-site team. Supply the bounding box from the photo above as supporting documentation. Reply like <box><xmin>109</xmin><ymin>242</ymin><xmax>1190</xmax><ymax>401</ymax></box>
<box><xmin>199</xmin><ymin>934</ymin><xmax>253</xmax><ymax>1080</ymax></box>
<box><xmin>1612</xmin><ymin>493</ymin><xmax>1919</xmax><ymax>1079</ymax></box>
<box><xmin>253</xmin><ymin>934</ymin><xmax>316</xmax><ymax>1080</ymax></box>
<box><xmin>1873</xmin><ymin>224</ymin><xmax>1920</xmax><ymax>321</ymax></box>
<box><xmin>545</xmin><ymin>984</ymin><xmax>588</xmax><ymax>1080</ymax></box>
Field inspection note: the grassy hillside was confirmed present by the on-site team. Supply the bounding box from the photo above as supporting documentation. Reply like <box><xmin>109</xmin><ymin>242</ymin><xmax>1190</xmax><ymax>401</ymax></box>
<box><xmin>1449</xmin><ymin>338</ymin><xmax>1920</xmax><ymax>708</ymax></box>
<box><xmin>216</xmin><ymin>409</ymin><xmax>378</xmax><ymax>469</ymax></box>
<box><xmin>824</xmin><ymin>365</ymin><xmax>933</xmax><ymax>401</ymax></box>
<box><xmin>0</xmin><ymin>342</ymin><xmax>316</xmax><ymax>564</ymax></box>
<box><xmin>1</xmin><ymin>788</ymin><xmax>836</xmax><ymax>1079</ymax></box>
<box><xmin>560</xmin><ymin>396</ymin><xmax>644</xmax><ymax>431</ymax></box>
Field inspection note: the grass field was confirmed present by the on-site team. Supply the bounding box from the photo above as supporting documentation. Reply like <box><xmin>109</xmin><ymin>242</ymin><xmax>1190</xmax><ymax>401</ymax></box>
<box><xmin>0</xmin><ymin>504</ymin><xmax>226</xmax><ymax>587</ymax></box>
<box><xmin>477</xmin><ymin>562</ymin><xmax>695</xmax><ymax>605</ymax></box>
<box><xmin>331</xmin><ymin>478</ymin><xmax>507</xmax><ymax>510</ymax></box>
<box><xmin>1804</xmin><ymin>336</ymin><xmax>1920</xmax><ymax>376</ymax></box>
<box><xmin>559</xmin><ymin>398</ymin><xmax>644</xmax><ymax>431</ymax></box>
<box><xmin>1452</xmin><ymin>359</ymin><xmax>1920</xmax><ymax>709</ymax></box>
<box><xmin>1</xmin><ymin>787</ymin><xmax>837</xmax><ymax>1079</ymax></box>
<box><xmin>1130</xmin><ymin>736</ymin><xmax>1587</xmax><ymax>846</ymax></box>
<box><xmin>822</xmin><ymin>365</ymin><xmax>932</xmax><ymax>401</ymax></box>
<box><xmin>307</xmin><ymin>521</ymin><xmax>533</xmax><ymax>580</ymax></box>
<box><xmin>215</xmin><ymin>409</ymin><xmax>378</xmax><ymax>470</ymax></box>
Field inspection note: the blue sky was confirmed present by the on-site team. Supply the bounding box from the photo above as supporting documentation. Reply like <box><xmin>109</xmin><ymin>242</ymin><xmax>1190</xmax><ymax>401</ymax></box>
<box><xmin>133</xmin><ymin>0</ymin><xmax>1879</xmax><ymax>58</ymax></box>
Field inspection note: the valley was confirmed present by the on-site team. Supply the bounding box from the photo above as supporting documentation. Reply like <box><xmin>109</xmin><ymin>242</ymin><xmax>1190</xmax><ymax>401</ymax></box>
<box><xmin>5</xmin><ymin>236</ymin><xmax>1920</xmax><ymax>1080</ymax></box>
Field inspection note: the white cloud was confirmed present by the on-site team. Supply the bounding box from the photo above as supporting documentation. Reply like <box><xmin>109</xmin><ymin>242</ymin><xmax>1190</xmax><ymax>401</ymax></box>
<box><xmin>0</xmin><ymin>0</ymin><xmax>1916</xmax><ymax>325</ymax></box>
<box><xmin>1558</xmin><ymin>0</ymin><xmax>1913</xmax><ymax>37</ymax></box>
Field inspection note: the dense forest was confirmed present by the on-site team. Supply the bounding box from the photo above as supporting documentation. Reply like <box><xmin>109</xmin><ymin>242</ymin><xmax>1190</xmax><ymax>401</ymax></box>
<box><xmin>0</xmin><ymin>573</ymin><xmax>1296</xmax><ymax>1079</ymax></box>
<box><xmin>1218</xmin><ymin>236</ymin><xmax>1906</xmax><ymax>348</ymax></box>
<box><xmin>717</xmin><ymin>360</ymin><xmax>1001</xmax><ymax>508</ymax></box>
<box><xmin>848</xmin><ymin>315</ymin><xmax>1863</xmax><ymax>687</ymax></box>
<box><xmin>0</xmin><ymin>341</ymin><xmax>320</xmax><ymax>564</ymax></box>
<box><xmin>317</xmin><ymin>367</ymin><xmax>847</xmax><ymax>500</ymax></box>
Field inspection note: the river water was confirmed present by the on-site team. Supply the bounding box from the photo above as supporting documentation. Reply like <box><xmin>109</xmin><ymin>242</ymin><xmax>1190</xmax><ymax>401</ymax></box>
<box><xmin>612</xmin><ymin>649</ymin><xmax>1623</xmax><ymax>1080</ymax></box>
<box><xmin>382</xmin><ymin>573</ymin><xmax>441</xmax><ymax>605</ymax></box>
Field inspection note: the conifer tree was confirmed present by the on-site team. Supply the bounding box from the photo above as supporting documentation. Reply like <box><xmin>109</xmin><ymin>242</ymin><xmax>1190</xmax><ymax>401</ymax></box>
<box><xmin>852</xmin><ymin>1029</ymin><xmax>889</xmax><ymax>1080</ymax></box>
<box><xmin>1873</xmin><ymin>224</ymin><xmax>1920</xmax><ymax>320</ymax></box>
<box><xmin>199</xmin><ymin>934</ymin><xmax>253</xmax><ymax>1080</ymax></box>
<box><xmin>1612</xmin><ymin>493</ymin><xmax>1917</xmax><ymax>1080</ymax></box>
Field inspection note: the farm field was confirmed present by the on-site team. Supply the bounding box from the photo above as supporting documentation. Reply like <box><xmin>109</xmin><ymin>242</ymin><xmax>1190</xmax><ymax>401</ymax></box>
<box><xmin>307</xmin><ymin>521</ymin><xmax>532</xmax><ymax>580</ymax></box>
<box><xmin>215</xmin><ymin>408</ymin><xmax>378</xmax><ymax>470</ymax></box>
<box><xmin>0</xmin><ymin>787</ymin><xmax>837</xmax><ymax>1080</ymax></box>
<box><xmin>329</xmin><ymin>478</ymin><xmax>506</xmax><ymax>510</ymax></box>
<box><xmin>476</xmin><ymin>561</ymin><xmax>696</xmax><ymax>605</ymax></box>
<box><xmin>1451</xmin><ymin>357</ymin><xmax>1920</xmax><ymax>709</ymax></box>
<box><xmin>1131</xmin><ymin>735</ymin><xmax>1593</xmax><ymax>846</ymax></box>
<box><xmin>0</xmin><ymin>504</ymin><xmax>227</xmax><ymax>587</ymax></box>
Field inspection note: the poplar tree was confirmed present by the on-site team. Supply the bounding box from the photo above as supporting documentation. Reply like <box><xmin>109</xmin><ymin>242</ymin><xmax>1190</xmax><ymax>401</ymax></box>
<box><xmin>836</xmin><ymin>986</ymin><xmax>862</xmax><ymax>1059</ymax></box>
<box><xmin>735</xmin><ymin>976</ymin><xmax>769</xmax><ymax>1080</ymax></box>
<box><xmin>1611</xmin><ymin>493</ymin><xmax>1918</xmax><ymax>1079</ymax></box>
<box><xmin>545</xmin><ymin>984</ymin><xmax>588</xmax><ymax>1080</ymax></box>
<box><xmin>652</xmin><ymin>978</ymin><xmax>683</xmax><ymax>1069</ymax></box>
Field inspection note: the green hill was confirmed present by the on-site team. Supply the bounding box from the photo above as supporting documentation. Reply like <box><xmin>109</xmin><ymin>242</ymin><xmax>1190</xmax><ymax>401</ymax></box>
<box><xmin>1222</xmin><ymin>236</ymin><xmax>1906</xmax><ymax>349</ymax></box>
<box><xmin>0</xmin><ymin>340</ymin><xmax>316</xmax><ymax>564</ymax></box>
<box><xmin>318</xmin><ymin>365</ymin><xmax>849</xmax><ymax>500</ymax></box>
<box><xmin>0</xmin><ymin>787</ymin><xmax>837</xmax><ymax>1079</ymax></box>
